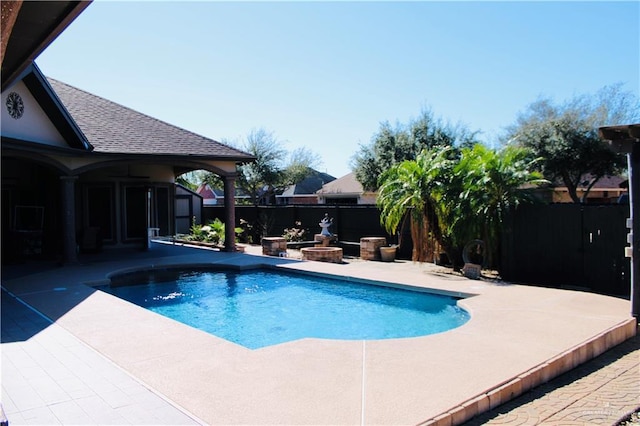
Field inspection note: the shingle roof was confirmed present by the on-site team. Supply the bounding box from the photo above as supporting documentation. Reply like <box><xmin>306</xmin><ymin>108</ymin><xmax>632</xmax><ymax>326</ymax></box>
<box><xmin>549</xmin><ymin>174</ymin><xmax>628</xmax><ymax>189</ymax></box>
<box><xmin>316</xmin><ymin>172</ymin><xmax>364</xmax><ymax>195</ymax></box>
<box><xmin>280</xmin><ymin>170</ymin><xmax>336</xmax><ymax>196</ymax></box>
<box><xmin>590</xmin><ymin>175</ymin><xmax>627</xmax><ymax>189</ymax></box>
<box><xmin>46</xmin><ymin>78</ymin><xmax>253</xmax><ymax>160</ymax></box>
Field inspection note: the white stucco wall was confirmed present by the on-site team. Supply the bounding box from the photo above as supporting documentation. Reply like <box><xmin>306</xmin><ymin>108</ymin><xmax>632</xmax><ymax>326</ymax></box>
<box><xmin>1</xmin><ymin>82</ymin><xmax>68</xmax><ymax>147</ymax></box>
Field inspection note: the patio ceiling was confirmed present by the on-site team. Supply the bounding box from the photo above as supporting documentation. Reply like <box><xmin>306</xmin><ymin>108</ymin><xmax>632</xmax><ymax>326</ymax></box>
<box><xmin>1</xmin><ymin>0</ymin><xmax>91</xmax><ymax>92</ymax></box>
<box><xmin>599</xmin><ymin>123</ymin><xmax>640</xmax><ymax>153</ymax></box>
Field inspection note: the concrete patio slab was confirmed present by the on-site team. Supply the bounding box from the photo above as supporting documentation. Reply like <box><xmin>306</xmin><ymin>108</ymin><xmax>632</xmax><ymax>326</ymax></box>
<box><xmin>1</xmin><ymin>241</ymin><xmax>636</xmax><ymax>425</ymax></box>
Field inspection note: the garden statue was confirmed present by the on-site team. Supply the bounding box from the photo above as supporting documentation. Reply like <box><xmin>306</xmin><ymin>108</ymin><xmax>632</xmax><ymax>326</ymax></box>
<box><xmin>319</xmin><ymin>213</ymin><xmax>333</xmax><ymax>237</ymax></box>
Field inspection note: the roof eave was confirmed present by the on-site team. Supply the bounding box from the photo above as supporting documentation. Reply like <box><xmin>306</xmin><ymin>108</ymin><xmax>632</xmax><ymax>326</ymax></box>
<box><xmin>2</xmin><ymin>1</ymin><xmax>92</xmax><ymax>91</ymax></box>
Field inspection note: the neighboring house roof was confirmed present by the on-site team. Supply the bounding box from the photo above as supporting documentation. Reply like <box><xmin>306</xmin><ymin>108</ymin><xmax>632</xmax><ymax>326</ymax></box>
<box><xmin>588</xmin><ymin>175</ymin><xmax>627</xmax><ymax>189</ymax></box>
<box><xmin>177</xmin><ymin>183</ymin><xmax>203</xmax><ymax>199</ymax></box>
<box><xmin>196</xmin><ymin>184</ymin><xmax>223</xmax><ymax>199</ymax></box>
<box><xmin>197</xmin><ymin>185</ymin><xmax>250</xmax><ymax>199</ymax></box>
<box><xmin>547</xmin><ymin>175</ymin><xmax>628</xmax><ymax>190</ymax></box>
<box><xmin>316</xmin><ymin>172</ymin><xmax>364</xmax><ymax>195</ymax></box>
<box><xmin>280</xmin><ymin>170</ymin><xmax>336</xmax><ymax>197</ymax></box>
<box><xmin>46</xmin><ymin>77</ymin><xmax>254</xmax><ymax>161</ymax></box>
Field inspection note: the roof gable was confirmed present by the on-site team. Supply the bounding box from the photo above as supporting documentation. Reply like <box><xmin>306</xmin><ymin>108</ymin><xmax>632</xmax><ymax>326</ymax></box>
<box><xmin>1</xmin><ymin>63</ymin><xmax>91</xmax><ymax>151</ymax></box>
<box><xmin>196</xmin><ymin>184</ymin><xmax>223</xmax><ymax>199</ymax></box>
<box><xmin>317</xmin><ymin>172</ymin><xmax>364</xmax><ymax>195</ymax></box>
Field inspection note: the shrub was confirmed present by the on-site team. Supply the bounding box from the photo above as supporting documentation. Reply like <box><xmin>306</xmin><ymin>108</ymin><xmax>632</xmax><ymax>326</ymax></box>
<box><xmin>283</xmin><ymin>221</ymin><xmax>307</xmax><ymax>242</ymax></box>
<box><xmin>186</xmin><ymin>218</ymin><xmax>225</xmax><ymax>245</ymax></box>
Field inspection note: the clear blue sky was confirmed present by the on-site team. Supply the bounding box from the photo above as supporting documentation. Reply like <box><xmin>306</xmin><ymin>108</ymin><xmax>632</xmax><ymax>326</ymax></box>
<box><xmin>37</xmin><ymin>1</ymin><xmax>639</xmax><ymax>179</ymax></box>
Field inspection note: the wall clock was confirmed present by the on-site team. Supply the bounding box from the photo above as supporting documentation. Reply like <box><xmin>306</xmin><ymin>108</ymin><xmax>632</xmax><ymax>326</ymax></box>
<box><xmin>6</xmin><ymin>92</ymin><xmax>24</xmax><ymax>119</ymax></box>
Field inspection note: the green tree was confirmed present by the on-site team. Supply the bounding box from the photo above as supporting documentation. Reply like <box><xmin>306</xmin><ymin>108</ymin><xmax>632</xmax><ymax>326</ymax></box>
<box><xmin>447</xmin><ymin>144</ymin><xmax>547</xmax><ymax>269</ymax></box>
<box><xmin>194</xmin><ymin>128</ymin><xmax>319</xmax><ymax>205</ymax></box>
<box><xmin>377</xmin><ymin>144</ymin><xmax>546</xmax><ymax>271</ymax></box>
<box><xmin>284</xmin><ymin>147</ymin><xmax>321</xmax><ymax>188</ymax></box>
<box><xmin>235</xmin><ymin>128</ymin><xmax>287</xmax><ymax>205</ymax></box>
<box><xmin>506</xmin><ymin>84</ymin><xmax>638</xmax><ymax>203</ymax></box>
<box><xmin>175</xmin><ymin>172</ymin><xmax>198</xmax><ymax>191</ymax></box>
<box><xmin>352</xmin><ymin>109</ymin><xmax>478</xmax><ymax>191</ymax></box>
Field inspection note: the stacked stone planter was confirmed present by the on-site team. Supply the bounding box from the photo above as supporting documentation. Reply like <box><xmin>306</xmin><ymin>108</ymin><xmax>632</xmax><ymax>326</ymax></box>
<box><xmin>301</xmin><ymin>247</ymin><xmax>343</xmax><ymax>263</ymax></box>
<box><xmin>360</xmin><ymin>237</ymin><xmax>387</xmax><ymax>261</ymax></box>
<box><xmin>261</xmin><ymin>237</ymin><xmax>287</xmax><ymax>256</ymax></box>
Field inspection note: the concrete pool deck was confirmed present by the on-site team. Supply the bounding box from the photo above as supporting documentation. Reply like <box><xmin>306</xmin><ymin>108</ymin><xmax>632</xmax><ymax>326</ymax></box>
<box><xmin>1</xmin><ymin>241</ymin><xmax>636</xmax><ymax>425</ymax></box>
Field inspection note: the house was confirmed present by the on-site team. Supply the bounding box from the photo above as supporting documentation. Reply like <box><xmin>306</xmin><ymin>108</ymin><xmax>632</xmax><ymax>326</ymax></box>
<box><xmin>196</xmin><ymin>183</ymin><xmax>224</xmax><ymax>206</ymax></box>
<box><xmin>316</xmin><ymin>172</ymin><xmax>377</xmax><ymax>205</ymax></box>
<box><xmin>1</xmin><ymin>3</ymin><xmax>255</xmax><ymax>264</ymax></box>
<box><xmin>2</xmin><ymin>67</ymin><xmax>254</xmax><ymax>263</ymax></box>
<box><xmin>533</xmin><ymin>175</ymin><xmax>628</xmax><ymax>204</ymax></box>
<box><xmin>276</xmin><ymin>170</ymin><xmax>335</xmax><ymax>205</ymax></box>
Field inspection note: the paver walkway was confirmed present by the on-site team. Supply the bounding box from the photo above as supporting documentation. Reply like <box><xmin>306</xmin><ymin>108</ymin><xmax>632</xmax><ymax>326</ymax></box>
<box><xmin>465</xmin><ymin>326</ymin><xmax>639</xmax><ymax>425</ymax></box>
<box><xmin>1</xmin><ymin>289</ymin><xmax>202</xmax><ymax>425</ymax></box>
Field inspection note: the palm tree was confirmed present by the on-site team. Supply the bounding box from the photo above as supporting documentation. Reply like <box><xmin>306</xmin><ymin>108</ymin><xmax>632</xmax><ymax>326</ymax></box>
<box><xmin>377</xmin><ymin>144</ymin><xmax>546</xmax><ymax>271</ymax></box>
<box><xmin>376</xmin><ymin>148</ymin><xmax>454</xmax><ymax>262</ymax></box>
<box><xmin>451</xmin><ymin>144</ymin><xmax>547</xmax><ymax>269</ymax></box>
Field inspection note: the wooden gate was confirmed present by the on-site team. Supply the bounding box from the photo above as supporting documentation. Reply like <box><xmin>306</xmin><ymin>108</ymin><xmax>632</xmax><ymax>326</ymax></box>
<box><xmin>501</xmin><ymin>204</ymin><xmax>630</xmax><ymax>296</ymax></box>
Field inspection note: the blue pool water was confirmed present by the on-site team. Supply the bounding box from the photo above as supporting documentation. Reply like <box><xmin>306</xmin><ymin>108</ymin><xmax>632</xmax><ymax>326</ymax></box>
<box><xmin>99</xmin><ymin>268</ymin><xmax>469</xmax><ymax>349</ymax></box>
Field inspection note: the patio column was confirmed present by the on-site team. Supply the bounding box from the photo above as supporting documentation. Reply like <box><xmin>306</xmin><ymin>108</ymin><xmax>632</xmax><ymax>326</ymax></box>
<box><xmin>600</xmin><ymin>123</ymin><xmax>640</xmax><ymax>320</ymax></box>
<box><xmin>60</xmin><ymin>175</ymin><xmax>79</xmax><ymax>265</ymax></box>
<box><xmin>223</xmin><ymin>174</ymin><xmax>236</xmax><ymax>252</ymax></box>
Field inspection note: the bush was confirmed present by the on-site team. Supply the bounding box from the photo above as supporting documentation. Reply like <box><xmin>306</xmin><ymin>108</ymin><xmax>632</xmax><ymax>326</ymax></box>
<box><xmin>186</xmin><ymin>218</ymin><xmax>225</xmax><ymax>245</ymax></box>
<box><xmin>283</xmin><ymin>221</ymin><xmax>307</xmax><ymax>242</ymax></box>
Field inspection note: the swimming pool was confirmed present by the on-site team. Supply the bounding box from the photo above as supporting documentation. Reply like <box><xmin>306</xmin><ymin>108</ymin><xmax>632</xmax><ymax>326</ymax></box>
<box><xmin>99</xmin><ymin>268</ymin><xmax>469</xmax><ymax>349</ymax></box>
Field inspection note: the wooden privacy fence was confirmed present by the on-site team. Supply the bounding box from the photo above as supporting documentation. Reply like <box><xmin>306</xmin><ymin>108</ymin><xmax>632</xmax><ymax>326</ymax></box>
<box><xmin>203</xmin><ymin>205</ymin><xmax>406</xmax><ymax>257</ymax></box>
<box><xmin>500</xmin><ymin>203</ymin><xmax>630</xmax><ymax>297</ymax></box>
<box><xmin>203</xmin><ymin>203</ymin><xmax>630</xmax><ymax>297</ymax></box>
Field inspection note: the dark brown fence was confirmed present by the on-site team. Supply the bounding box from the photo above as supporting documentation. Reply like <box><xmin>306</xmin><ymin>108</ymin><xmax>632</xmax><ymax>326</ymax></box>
<box><xmin>500</xmin><ymin>203</ymin><xmax>630</xmax><ymax>297</ymax></box>
<box><xmin>203</xmin><ymin>205</ymin><xmax>406</xmax><ymax>258</ymax></box>
<box><xmin>204</xmin><ymin>203</ymin><xmax>630</xmax><ymax>297</ymax></box>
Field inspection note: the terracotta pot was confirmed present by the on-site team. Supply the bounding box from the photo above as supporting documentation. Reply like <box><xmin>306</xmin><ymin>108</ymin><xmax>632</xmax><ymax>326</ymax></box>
<box><xmin>379</xmin><ymin>246</ymin><xmax>397</xmax><ymax>262</ymax></box>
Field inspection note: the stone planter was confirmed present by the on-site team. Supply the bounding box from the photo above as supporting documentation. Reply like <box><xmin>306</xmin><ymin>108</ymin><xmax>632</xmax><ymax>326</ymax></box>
<box><xmin>379</xmin><ymin>246</ymin><xmax>397</xmax><ymax>262</ymax></box>
<box><xmin>301</xmin><ymin>247</ymin><xmax>343</xmax><ymax>263</ymax></box>
<box><xmin>262</xmin><ymin>237</ymin><xmax>287</xmax><ymax>256</ymax></box>
<box><xmin>360</xmin><ymin>237</ymin><xmax>386</xmax><ymax>260</ymax></box>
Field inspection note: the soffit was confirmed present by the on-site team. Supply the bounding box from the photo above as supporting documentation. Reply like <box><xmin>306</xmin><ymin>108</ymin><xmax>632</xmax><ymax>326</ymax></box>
<box><xmin>1</xmin><ymin>1</ymin><xmax>91</xmax><ymax>91</ymax></box>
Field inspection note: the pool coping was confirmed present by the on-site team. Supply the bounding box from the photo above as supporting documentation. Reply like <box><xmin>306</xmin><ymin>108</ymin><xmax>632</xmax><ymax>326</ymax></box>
<box><xmin>1</xmin><ymin>242</ymin><xmax>636</xmax><ymax>425</ymax></box>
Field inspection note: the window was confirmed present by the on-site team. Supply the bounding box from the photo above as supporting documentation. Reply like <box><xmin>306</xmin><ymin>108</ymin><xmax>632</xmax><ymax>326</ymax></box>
<box><xmin>84</xmin><ymin>185</ymin><xmax>115</xmax><ymax>242</ymax></box>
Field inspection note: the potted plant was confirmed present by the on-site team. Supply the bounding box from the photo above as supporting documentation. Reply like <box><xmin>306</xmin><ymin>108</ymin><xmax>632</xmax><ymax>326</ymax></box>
<box><xmin>379</xmin><ymin>245</ymin><xmax>397</xmax><ymax>262</ymax></box>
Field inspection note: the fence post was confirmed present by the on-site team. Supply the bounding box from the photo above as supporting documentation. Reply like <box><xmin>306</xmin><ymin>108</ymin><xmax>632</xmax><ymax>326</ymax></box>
<box><xmin>629</xmin><ymin>144</ymin><xmax>640</xmax><ymax>318</ymax></box>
